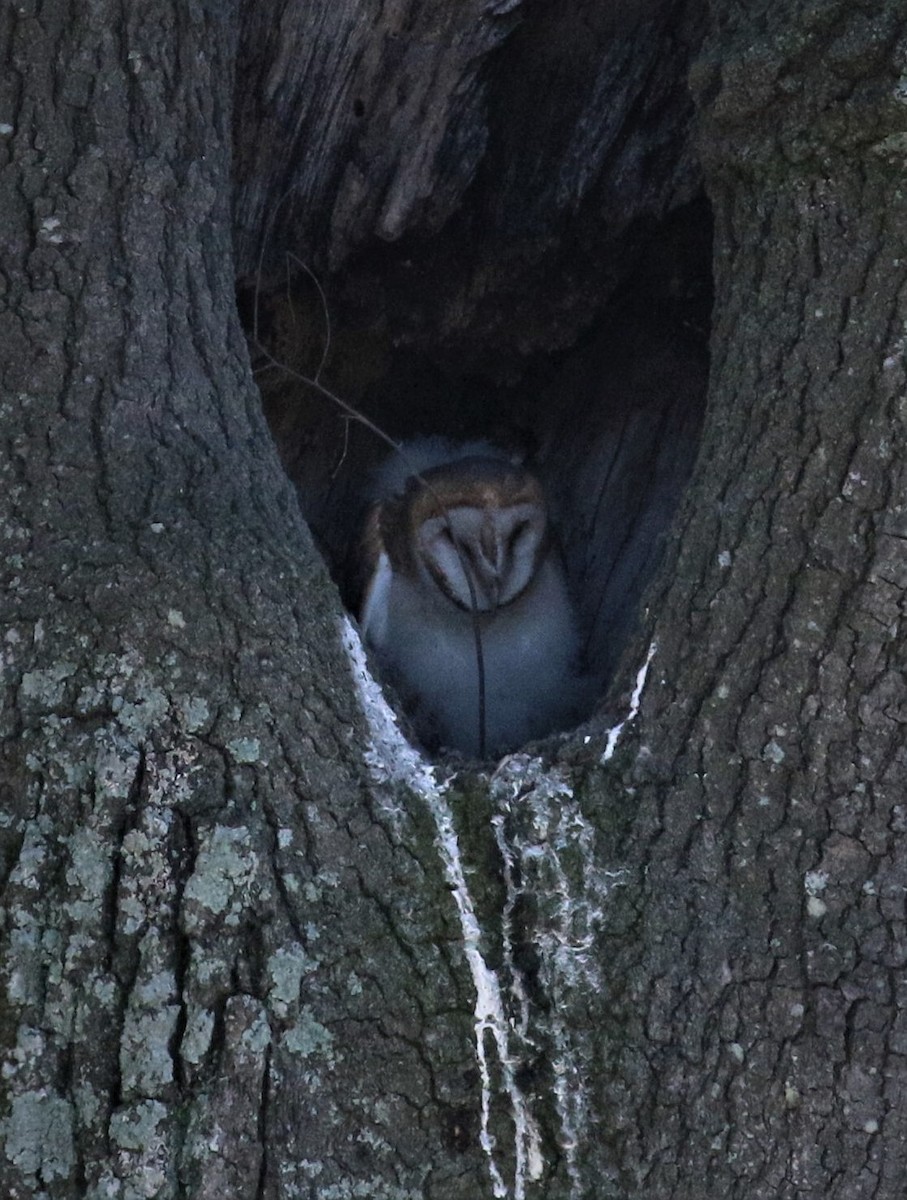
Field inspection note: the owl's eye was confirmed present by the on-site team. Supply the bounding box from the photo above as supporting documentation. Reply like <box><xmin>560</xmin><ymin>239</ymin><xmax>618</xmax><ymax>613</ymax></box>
<box><xmin>436</xmin><ymin>525</ymin><xmax>476</xmax><ymax>567</ymax></box>
<box><xmin>508</xmin><ymin>520</ymin><xmax>532</xmax><ymax>548</ymax></box>
<box><xmin>439</xmin><ymin>525</ymin><xmax>455</xmax><ymax>543</ymax></box>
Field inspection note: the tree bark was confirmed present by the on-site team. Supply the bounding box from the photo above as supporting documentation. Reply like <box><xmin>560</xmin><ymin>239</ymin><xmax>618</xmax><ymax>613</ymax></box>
<box><xmin>1</xmin><ymin>3</ymin><xmax>485</xmax><ymax>1197</ymax></box>
<box><xmin>587</xmin><ymin>4</ymin><xmax>907</xmax><ymax>1195</ymax></box>
<box><xmin>2</xmin><ymin>1</ymin><xmax>907</xmax><ymax>1199</ymax></box>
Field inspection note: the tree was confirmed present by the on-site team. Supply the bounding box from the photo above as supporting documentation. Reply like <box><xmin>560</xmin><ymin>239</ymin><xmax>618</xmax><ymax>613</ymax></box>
<box><xmin>2</xmin><ymin>1</ymin><xmax>905</xmax><ymax>1198</ymax></box>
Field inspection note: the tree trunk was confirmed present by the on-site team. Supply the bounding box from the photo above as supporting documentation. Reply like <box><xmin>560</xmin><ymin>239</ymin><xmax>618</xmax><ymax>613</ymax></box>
<box><xmin>589</xmin><ymin>4</ymin><xmax>907</xmax><ymax>1194</ymax></box>
<box><xmin>2</xmin><ymin>2</ymin><xmax>906</xmax><ymax>1199</ymax></box>
<box><xmin>0</xmin><ymin>3</ymin><xmax>486</xmax><ymax>1197</ymax></box>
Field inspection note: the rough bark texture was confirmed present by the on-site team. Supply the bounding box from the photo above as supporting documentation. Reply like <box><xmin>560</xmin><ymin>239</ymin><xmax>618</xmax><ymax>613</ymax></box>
<box><xmin>586</xmin><ymin>4</ymin><xmax>907</xmax><ymax>1195</ymax></box>
<box><xmin>2</xmin><ymin>1</ymin><xmax>907</xmax><ymax>1199</ymax></box>
<box><xmin>0</xmin><ymin>3</ymin><xmax>487</xmax><ymax>1197</ymax></box>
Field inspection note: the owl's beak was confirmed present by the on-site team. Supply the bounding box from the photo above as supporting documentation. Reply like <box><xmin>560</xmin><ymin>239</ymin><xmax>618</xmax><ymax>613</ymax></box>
<box><xmin>475</xmin><ymin>557</ymin><xmax>499</xmax><ymax>610</ymax></box>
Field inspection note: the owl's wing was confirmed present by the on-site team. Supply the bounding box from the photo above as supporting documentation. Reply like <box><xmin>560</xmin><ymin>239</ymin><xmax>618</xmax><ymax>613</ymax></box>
<box><xmin>359</xmin><ymin>552</ymin><xmax>394</xmax><ymax>645</ymax></box>
<box><xmin>357</xmin><ymin>502</ymin><xmax>393</xmax><ymax>642</ymax></box>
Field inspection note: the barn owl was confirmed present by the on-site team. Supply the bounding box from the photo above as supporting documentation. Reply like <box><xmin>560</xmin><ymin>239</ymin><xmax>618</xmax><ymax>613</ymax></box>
<box><xmin>358</xmin><ymin>437</ymin><xmax>583</xmax><ymax>758</ymax></box>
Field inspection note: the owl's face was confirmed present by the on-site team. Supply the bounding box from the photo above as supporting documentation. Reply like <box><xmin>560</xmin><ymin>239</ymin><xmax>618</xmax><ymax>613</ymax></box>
<box><xmin>404</xmin><ymin>457</ymin><xmax>549</xmax><ymax>613</ymax></box>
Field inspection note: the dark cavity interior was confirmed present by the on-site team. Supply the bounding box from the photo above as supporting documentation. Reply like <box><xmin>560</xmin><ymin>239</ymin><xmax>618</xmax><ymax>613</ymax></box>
<box><xmin>240</xmin><ymin>196</ymin><xmax>712</xmax><ymax>731</ymax></box>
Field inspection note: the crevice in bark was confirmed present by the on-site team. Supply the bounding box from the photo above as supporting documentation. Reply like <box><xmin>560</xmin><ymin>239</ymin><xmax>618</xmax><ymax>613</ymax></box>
<box><xmin>170</xmin><ymin>807</ymin><xmax>196</xmax><ymax>1097</ymax></box>
<box><xmin>104</xmin><ymin>746</ymin><xmax>146</xmax><ymax>980</ymax></box>
<box><xmin>255</xmin><ymin>1039</ymin><xmax>272</xmax><ymax>1200</ymax></box>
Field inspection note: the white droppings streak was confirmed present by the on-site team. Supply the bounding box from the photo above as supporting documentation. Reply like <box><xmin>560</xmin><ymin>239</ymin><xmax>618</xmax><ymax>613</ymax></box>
<box><xmin>341</xmin><ymin>616</ymin><xmax>437</xmax><ymax>832</ymax></box>
<box><xmin>432</xmin><ymin>797</ymin><xmax>543</xmax><ymax>1197</ymax></box>
<box><xmin>490</xmin><ymin>812</ymin><xmax>531</xmax><ymax>1039</ymax></box>
<box><xmin>341</xmin><ymin>616</ymin><xmax>543</xmax><ymax>1197</ymax></box>
<box><xmin>491</xmin><ymin>758</ymin><xmax>629</xmax><ymax>1197</ymax></box>
<box><xmin>601</xmin><ymin>641</ymin><xmax>657</xmax><ymax>763</ymax></box>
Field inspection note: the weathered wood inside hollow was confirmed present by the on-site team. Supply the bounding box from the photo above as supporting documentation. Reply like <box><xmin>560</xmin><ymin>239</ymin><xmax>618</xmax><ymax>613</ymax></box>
<box><xmin>233</xmin><ymin>0</ymin><xmax>706</xmax><ymax>373</ymax></box>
